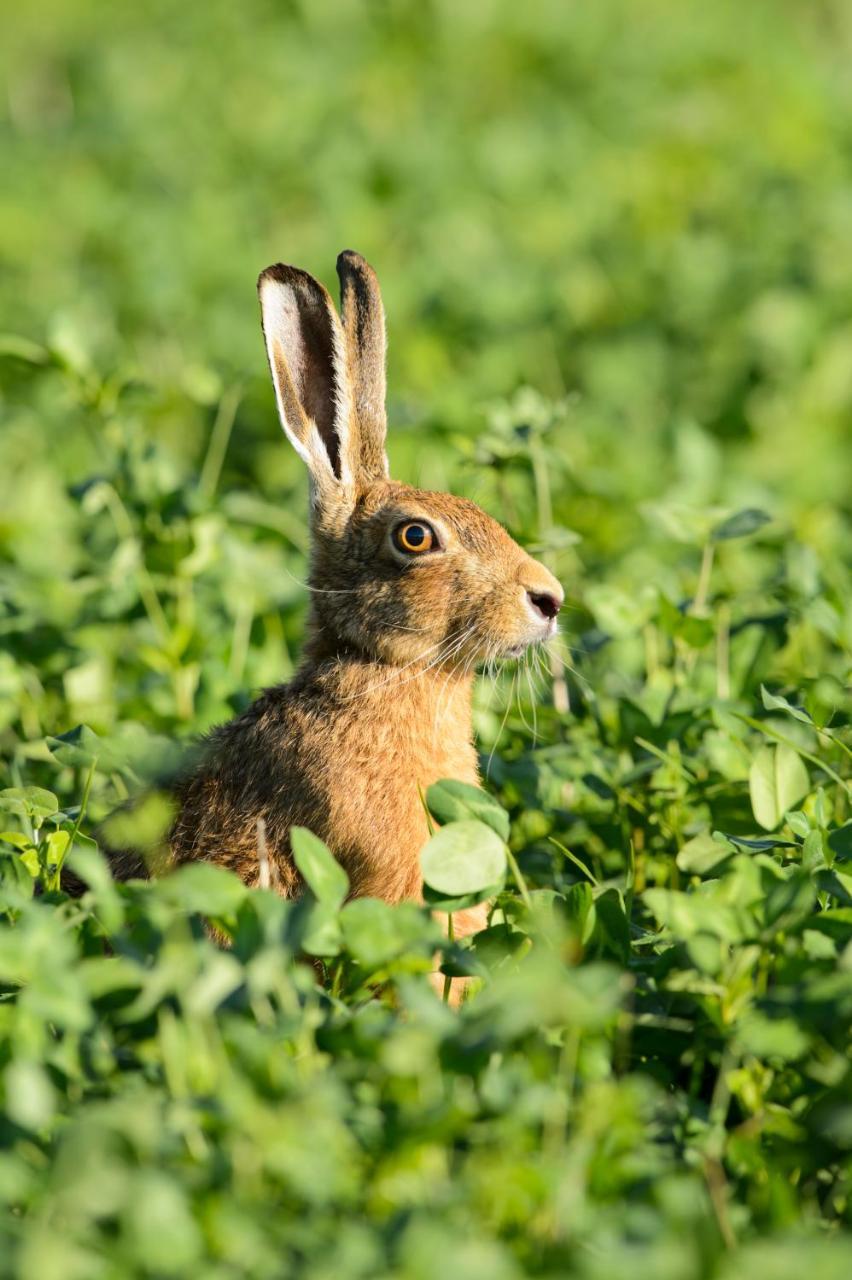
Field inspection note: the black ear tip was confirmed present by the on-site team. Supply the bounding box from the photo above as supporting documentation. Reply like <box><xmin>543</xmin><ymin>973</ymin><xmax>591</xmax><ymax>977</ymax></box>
<box><xmin>258</xmin><ymin>263</ymin><xmax>337</xmax><ymax>310</ymax></box>
<box><xmin>337</xmin><ymin>249</ymin><xmax>377</xmax><ymax>278</ymax></box>
<box><xmin>258</xmin><ymin>263</ymin><xmax>293</xmax><ymax>294</ymax></box>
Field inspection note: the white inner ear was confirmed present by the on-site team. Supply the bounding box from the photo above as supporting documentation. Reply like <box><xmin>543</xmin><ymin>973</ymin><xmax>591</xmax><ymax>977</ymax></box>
<box><xmin>260</xmin><ymin>282</ymin><xmax>316</xmax><ymax>472</ymax></box>
<box><xmin>260</xmin><ymin>276</ymin><xmax>354</xmax><ymax>490</ymax></box>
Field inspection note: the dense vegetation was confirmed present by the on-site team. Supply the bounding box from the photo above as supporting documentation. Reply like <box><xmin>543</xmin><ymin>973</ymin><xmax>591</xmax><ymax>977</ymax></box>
<box><xmin>1</xmin><ymin>1</ymin><xmax>851</xmax><ymax>1275</ymax></box>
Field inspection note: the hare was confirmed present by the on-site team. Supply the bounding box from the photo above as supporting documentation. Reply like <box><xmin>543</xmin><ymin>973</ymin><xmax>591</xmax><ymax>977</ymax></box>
<box><xmin>111</xmin><ymin>253</ymin><xmax>563</xmax><ymax>942</ymax></box>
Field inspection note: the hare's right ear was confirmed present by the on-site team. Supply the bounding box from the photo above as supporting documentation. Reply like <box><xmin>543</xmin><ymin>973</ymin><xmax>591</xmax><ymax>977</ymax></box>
<box><xmin>258</xmin><ymin>264</ymin><xmax>356</xmax><ymax>503</ymax></box>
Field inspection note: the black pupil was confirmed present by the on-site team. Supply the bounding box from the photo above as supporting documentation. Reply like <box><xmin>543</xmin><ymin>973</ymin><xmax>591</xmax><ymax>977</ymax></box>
<box><xmin>405</xmin><ymin>524</ymin><xmax>426</xmax><ymax>547</ymax></box>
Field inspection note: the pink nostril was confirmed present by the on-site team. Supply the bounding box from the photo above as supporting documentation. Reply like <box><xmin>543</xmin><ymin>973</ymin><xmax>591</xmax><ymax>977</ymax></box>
<box><xmin>527</xmin><ymin>590</ymin><xmax>560</xmax><ymax>621</ymax></box>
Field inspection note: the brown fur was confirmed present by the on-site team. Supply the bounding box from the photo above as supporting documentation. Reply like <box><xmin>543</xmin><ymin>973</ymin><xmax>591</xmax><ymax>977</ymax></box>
<box><xmin>106</xmin><ymin>253</ymin><xmax>563</xmax><ymax>977</ymax></box>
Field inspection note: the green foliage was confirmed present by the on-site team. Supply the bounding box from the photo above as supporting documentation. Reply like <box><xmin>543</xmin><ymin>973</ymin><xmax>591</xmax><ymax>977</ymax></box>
<box><xmin>2</xmin><ymin>0</ymin><xmax>852</xmax><ymax>1274</ymax></box>
<box><xmin>421</xmin><ymin>821</ymin><xmax>508</xmax><ymax>897</ymax></box>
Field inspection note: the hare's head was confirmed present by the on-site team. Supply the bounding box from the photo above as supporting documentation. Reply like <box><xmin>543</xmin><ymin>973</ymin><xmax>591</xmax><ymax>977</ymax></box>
<box><xmin>259</xmin><ymin>253</ymin><xmax>563</xmax><ymax>670</ymax></box>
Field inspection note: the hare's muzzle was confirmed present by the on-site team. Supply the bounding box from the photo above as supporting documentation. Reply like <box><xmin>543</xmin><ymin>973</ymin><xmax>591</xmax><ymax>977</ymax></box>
<box><xmin>518</xmin><ymin>569</ymin><xmax>564</xmax><ymax>644</ymax></box>
<box><xmin>526</xmin><ymin>590</ymin><xmax>561</xmax><ymax>622</ymax></box>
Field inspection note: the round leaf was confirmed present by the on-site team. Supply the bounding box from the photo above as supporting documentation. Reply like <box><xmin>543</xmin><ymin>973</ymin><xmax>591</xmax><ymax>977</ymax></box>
<box><xmin>425</xmin><ymin>779</ymin><xmax>510</xmax><ymax>840</ymax></box>
<box><xmin>421</xmin><ymin>820</ymin><xmax>507</xmax><ymax>897</ymax></box>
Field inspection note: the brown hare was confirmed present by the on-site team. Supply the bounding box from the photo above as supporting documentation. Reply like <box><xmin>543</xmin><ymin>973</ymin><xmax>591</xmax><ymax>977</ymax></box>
<box><xmin>112</xmin><ymin>252</ymin><xmax>563</xmax><ymax>939</ymax></box>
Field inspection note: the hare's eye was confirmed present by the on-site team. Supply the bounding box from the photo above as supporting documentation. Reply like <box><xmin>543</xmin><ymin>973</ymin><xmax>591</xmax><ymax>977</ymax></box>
<box><xmin>394</xmin><ymin>521</ymin><xmax>435</xmax><ymax>554</ymax></box>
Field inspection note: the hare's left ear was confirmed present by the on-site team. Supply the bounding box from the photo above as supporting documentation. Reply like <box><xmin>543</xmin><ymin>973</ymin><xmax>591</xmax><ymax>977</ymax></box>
<box><xmin>337</xmin><ymin>250</ymin><xmax>389</xmax><ymax>482</ymax></box>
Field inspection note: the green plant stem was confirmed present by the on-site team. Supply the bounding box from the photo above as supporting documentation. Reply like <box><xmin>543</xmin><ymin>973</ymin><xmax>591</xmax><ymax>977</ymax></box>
<box><xmin>417</xmin><ymin>783</ymin><xmax>436</xmax><ymax>837</ymax></box>
<box><xmin>442</xmin><ymin>911</ymin><xmax>455</xmax><ymax>1003</ymax></box>
<box><xmin>101</xmin><ymin>484</ymin><xmax>169</xmax><ymax>638</ymax></box>
<box><xmin>716</xmin><ymin>602</ymin><xmax>731</xmax><ymax>700</ymax></box>
<box><xmin>634</xmin><ymin>735</ymin><xmax>698</xmax><ymax>781</ymax></box>
<box><xmin>548</xmin><ymin>837</ymin><xmax>599</xmax><ymax>887</ymax></box>
<box><xmin>199</xmin><ymin>383</ymin><xmax>242</xmax><ymax>502</ymax></box>
<box><xmin>229</xmin><ymin>600</ymin><xmax>254</xmax><ymax>683</ymax></box>
<box><xmin>692</xmin><ymin>541</ymin><xmax>715</xmax><ymax>617</ymax></box>
<box><xmin>58</xmin><ymin>756</ymin><xmax>97</xmax><ymax>890</ymax></box>
<box><xmin>505</xmin><ymin>847</ymin><xmax>533</xmax><ymax>910</ymax></box>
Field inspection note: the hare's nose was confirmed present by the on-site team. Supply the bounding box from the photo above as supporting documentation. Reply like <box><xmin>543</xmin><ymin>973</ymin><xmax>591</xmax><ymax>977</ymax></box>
<box><xmin>526</xmin><ymin>589</ymin><xmax>561</xmax><ymax>621</ymax></box>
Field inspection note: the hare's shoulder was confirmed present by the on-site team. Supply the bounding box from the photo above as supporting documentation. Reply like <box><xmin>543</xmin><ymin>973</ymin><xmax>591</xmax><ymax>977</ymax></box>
<box><xmin>206</xmin><ymin>676</ymin><xmax>326</xmax><ymax>748</ymax></box>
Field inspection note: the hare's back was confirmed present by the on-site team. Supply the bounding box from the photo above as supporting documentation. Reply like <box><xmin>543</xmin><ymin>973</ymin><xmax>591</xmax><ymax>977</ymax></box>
<box><xmin>169</xmin><ymin>683</ymin><xmax>323</xmax><ymax>888</ymax></box>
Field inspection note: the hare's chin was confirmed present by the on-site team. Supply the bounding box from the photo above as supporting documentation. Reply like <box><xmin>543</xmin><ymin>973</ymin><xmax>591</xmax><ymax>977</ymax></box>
<box><xmin>503</xmin><ymin>638</ymin><xmax>539</xmax><ymax>659</ymax></box>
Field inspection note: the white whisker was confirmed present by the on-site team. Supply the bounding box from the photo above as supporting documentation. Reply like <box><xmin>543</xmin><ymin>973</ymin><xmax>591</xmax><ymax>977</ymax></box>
<box><xmin>487</xmin><ymin>666</ymin><xmax>516</xmax><ymax>781</ymax></box>
<box><xmin>341</xmin><ymin>625</ymin><xmax>475</xmax><ymax>705</ymax></box>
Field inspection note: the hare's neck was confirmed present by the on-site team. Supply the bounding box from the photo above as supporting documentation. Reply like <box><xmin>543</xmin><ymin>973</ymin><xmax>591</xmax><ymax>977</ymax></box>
<box><xmin>300</xmin><ymin>650</ymin><xmax>477</xmax><ymax>771</ymax></box>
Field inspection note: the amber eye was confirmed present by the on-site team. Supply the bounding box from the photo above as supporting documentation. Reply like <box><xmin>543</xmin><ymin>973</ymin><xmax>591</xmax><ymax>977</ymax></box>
<box><xmin>394</xmin><ymin>521</ymin><xmax>435</xmax><ymax>554</ymax></box>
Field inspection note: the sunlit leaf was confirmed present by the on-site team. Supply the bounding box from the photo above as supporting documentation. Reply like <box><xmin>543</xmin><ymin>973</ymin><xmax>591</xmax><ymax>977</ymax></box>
<box><xmin>711</xmin><ymin>508</ymin><xmax>772</xmax><ymax>542</ymax></box>
<box><xmin>421</xmin><ymin>821</ymin><xmax>507</xmax><ymax>897</ymax></box>
<box><xmin>425</xmin><ymin>779</ymin><xmax>510</xmax><ymax>840</ymax></box>
<box><xmin>290</xmin><ymin>827</ymin><xmax>349</xmax><ymax>908</ymax></box>
<box><xmin>749</xmin><ymin>745</ymin><xmax>810</xmax><ymax>831</ymax></box>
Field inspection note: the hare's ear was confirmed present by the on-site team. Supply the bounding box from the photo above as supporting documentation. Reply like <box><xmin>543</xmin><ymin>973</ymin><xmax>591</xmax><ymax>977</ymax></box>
<box><xmin>258</xmin><ymin>263</ymin><xmax>356</xmax><ymax>499</ymax></box>
<box><xmin>337</xmin><ymin>250</ymin><xmax>389</xmax><ymax>482</ymax></box>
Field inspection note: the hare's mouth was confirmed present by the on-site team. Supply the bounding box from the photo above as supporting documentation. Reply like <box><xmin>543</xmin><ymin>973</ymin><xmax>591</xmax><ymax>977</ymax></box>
<box><xmin>501</xmin><ymin>618</ymin><xmax>558</xmax><ymax>659</ymax></box>
<box><xmin>503</xmin><ymin>636</ymin><xmax>543</xmax><ymax>659</ymax></box>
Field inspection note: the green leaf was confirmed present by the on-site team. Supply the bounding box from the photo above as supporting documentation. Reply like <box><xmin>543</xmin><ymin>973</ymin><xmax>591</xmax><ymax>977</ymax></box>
<box><xmin>421</xmin><ymin>820</ymin><xmax>507</xmax><ymax>897</ymax></box>
<box><xmin>290</xmin><ymin>827</ymin><xmax>349</xmax><ymax>908</ymax></box>
<box><xmin>340</xmin><ymin>898</ymin><xmax>403</xmax><ymax>968</ymax></box>
<box><xmin>0</xmin><ymin>787</ymin><xmax>59</xmax><ymax>824</ymax></box>
<box><xmin>592</xmin><ymin>888</ymin><xmax>630</xmax><ymax>962</ymax></box>
<box><xmin>763</xmin><ymin>870</ymin><xmax>816</xmax><ymax>930</ymax></box>
<box><xmin>4</xmin><ymin>1060</ymin><xmax>56</xmax><ymax>1131</ymax></box>
<box><xmin>827</xmin><ymin>824</ymin><xmax>852</xmax><ymax>862</ymax></box>
<box><xmin>299</xmin><ymin>901</ymin><xmax>343</xmax><ymax>957</ymax></box>
<box><xmin>562</xmin><ymin>881</ymin><xmax>595</xmax><ymax>943</ymax></box>
<box><xmin>0</xmin><ymin>332</ymin><xmax>50</xmax><ymax>363</ymax></box>
<box><xmin>0</xmin><ymin>848</ymin><xmax>35</xmax><ymax>897</ymax></box>
<box><xmin>160</xmin><ymin>862</ymin><xmax>248</xmax><ymax>918</ymax></box>
<box><xmin>122</xmin><ymin>1172</ymin><xmax>203</xmax><ymax>1275</ymax></box>
<box><xmin>760</xmin><ymin>685</ymin><xmax>813</xmax><ymax>725</ymax></box>
<box><xmin>785</xmin><ymin>810</ymin><xmax>811</xmax><ymax>839</ymax></box>
<box><xmin>45</xmin><ymin>723</ymin><xmax>103</xmax><ymax>767</ymax></box>
<box><xmin>715</xmin><ymin>832</ymin><xmax>798</xmax><ymax>853</ymax></box>
<box><xmin>677</xmin><ymin>831</ymin><xmax>735</xmax><ymax>876</ymax></box>
<box><xmin>425</xmin><ymin>779</ymin><xmax>510</xmax><ymax>840</ymax></box>
<box><xmin>0</xmin><ymin>831</ymin><xmax>40</xmax><ymax>877</ymax></box>
<box><xmin>340</xmin><ymin>898</ymin><xmax>435</xmax><ymax>970</ymax></box>
<box><xmin>686</xmin><ymin>932</ymin><xmax>724</xmax><ymax>975</ymax></box>
<box><xmin>735</xmin><ymin>1013</ymin><xmax>810</xmax><ymax>1061</ymax></box>
<box><xmin>422</xmin><ymin>880</ymin><xmax>503</xmax><ymax>912</ymax></box>
<box><xmin>643</xmin><ymin>887</ymin><xmax>752</xmax><ymax>943</ymax></box>
<box><xmin>63</xmin><ymin>841</ymin><xmax>124</xmax><ymax>933</ymax></box>
<box><xmin>802</xmin><ymin>829</ymin><xmax>827</xmax><ymax>872</ymax></box>
<box><xmin>657</xmin><ymin>595</ymin><xmax>715</xmax><ymax>648</ymax></box>
<box><xmin>44</xmin><ymin>829</ymin><xmax>70</xmax><ymax>872</ymax></box>
<box><xmin>802</xmin><ymin>909</ymin><xmax>852</xmax><ymax>942</ymax></box>
<box><xmin>749</xmin><ymin>745</ymin><xmax>810</xmax><ymax>831</ymax></box>
<box><xmin>710</xmin><ymin>507</ymin><xmax>772</xmax><ymax>542</ymax></box>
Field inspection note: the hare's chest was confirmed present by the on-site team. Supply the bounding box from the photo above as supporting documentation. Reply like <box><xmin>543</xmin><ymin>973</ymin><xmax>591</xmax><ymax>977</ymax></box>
<box><xmin>322</xmin><ymin>683</ymin><xmax>477</xmax><ymax>897</ymax></box>
<box><xmin>367</xmin><ymin>685</ymin><xmax>477</xmax><ymax>793</ymax></box>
